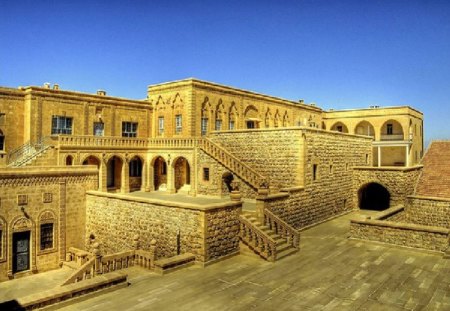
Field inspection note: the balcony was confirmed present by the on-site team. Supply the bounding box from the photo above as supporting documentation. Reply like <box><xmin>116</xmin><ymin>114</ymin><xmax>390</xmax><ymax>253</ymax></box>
<box><xmin>380</xmin><ymin>133</ymin><xmax>405</xmax><ymax>141</ymax></box>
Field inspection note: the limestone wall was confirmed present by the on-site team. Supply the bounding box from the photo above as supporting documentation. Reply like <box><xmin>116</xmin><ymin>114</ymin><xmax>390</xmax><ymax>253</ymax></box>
<box><xmin>405</xmin><ymin>196</ymin><xmax>450</xmax><ymax>229</ymax></box>
<box><xmin>350</xmin><ymin>219</ymin><xmax>449</xmax><ymax>252</ymax></box>
<box><xmin>85</xmin><ymin>192</ymin><xmax>241</xmax><ymax>263</ymax></box>
<box><xmin>263</xmin><ymin>129</ymin><xmax>372</xmax><ymax>229</ymax></box>
<box><xmin>0</xmin><ymin>167</ymin><xmax>97</xmax><ymax>282</ymax></box>
<box><xmin>209</xmin><ymin>128</ymin><xmax>306</xmax><ymax>188</ymax></box>
<box><xmin>353</xmin><ymin>166</ymin><xmax>422</xmax><ymax>207</ymax></box>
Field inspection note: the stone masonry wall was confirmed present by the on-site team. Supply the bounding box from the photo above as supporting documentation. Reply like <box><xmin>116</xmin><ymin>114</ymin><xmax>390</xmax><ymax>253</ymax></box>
<box><xmin>405</xmin><ymin>196</ymin><xmax>450</xmax><ymax>229</ymax></box>
<box><xmin>353</xmin><ymin>167</ymin><xmax>422</xmax><ymax>208</ymax></box>
<box><xmin>86</xmin><ymin>193</ymin><xmax>241</xmax><ymax>263</ymax></box>
<box><xmin>0</xmin><ymin>167</ymin><xmax>97</xmax><ymax>282</ymax></box>
<box><xmin>350</xmin><ymin>220</ymin><xmax>449</xmax><ymax>252</ymax></box>
<box><xmin>209</xmin><ymin>129</ymin><xmax>305</xmax><ymax>189</ymax></box>
<box><xmin>265</xmin><ymin>129</ymin><xmax>372</xmax><ymax>229</ymax></box>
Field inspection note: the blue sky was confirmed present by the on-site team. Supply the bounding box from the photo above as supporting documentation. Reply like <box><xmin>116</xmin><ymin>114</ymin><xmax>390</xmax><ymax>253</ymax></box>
<box><xmin>1</xmin><ymin>0</ymin><xmax>449</xmax><ymax>144</ymax></box>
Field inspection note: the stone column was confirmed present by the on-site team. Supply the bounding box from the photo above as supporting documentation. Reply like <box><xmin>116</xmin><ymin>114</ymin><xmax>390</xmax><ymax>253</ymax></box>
<box><xmin>99</xmin><ymin>157</ymin><xmax>108</xmax><ymax>192</ymax></box>
<box><xmin>140</xmin><ymin>160</ymin><xmax>147</xmax><ymax>192</ymax></box>
<box><xmin>167</xmin><ymin>159</ymin><xmax>175</xmax><ymax>193</ymax></box>
<box><xmin>92</xmin><ymin>242</ymin><xmax>102</xmax><ymax>275</ymax></box>
<box><xmin>405</xmin><ymin>145</ymin><xmax>409</xmax><ymax>167</ymax></box>
<box><xmin>377</xmin><ymin>146</ymin><xmax>381</xmax><ymax>167</ymax></box>
<box><xmin>256</xmin><ymin>182</ymin><xmax>269</xmax><ymax>223</ymax></box>
<box><xmin>121</xmin><ymin>157</ymin><xmax>130</xmax><ymax>193</ymax></box>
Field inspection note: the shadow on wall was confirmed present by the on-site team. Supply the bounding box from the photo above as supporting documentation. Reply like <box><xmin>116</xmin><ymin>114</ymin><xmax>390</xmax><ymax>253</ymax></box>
<box><xmin>0</xmin><ymin>300</ymin><xmax>25</xmax><ymax>311</ymax></box>
<box><xmin>358</xmin><ymin>182</ymin><xmax>391</xmax><ymax>211</ymax></box>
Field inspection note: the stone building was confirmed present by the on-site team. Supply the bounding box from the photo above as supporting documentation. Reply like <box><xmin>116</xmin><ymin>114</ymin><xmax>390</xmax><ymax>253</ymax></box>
<box><xmin>0</xmin><ymin>78</ymin><xmax>434</xmax><ymax>282</ymax></box>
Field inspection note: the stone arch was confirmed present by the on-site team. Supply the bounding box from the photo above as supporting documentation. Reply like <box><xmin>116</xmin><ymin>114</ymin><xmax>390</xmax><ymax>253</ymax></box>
<box><xmin>65</xmin><ymin>155</ymin><xmax>74</xmax><ymax>166</ymax></box>
<box><xmin>221</xmin><ymin>172</ymin><xmax>234</xmax><ymax>196</ymax></box>
<box><xmin>106</xmin><ymin>155</ymin><xmax>123</xmax><ymax>190</ymax></box>
<box><xmin>354</xmin><ymin>121</ymin><xmax>375</xmax><ymax>137</ymax></box>
<box><xmin>283</xmin><ymin>111</ymin><xmax>290</xmax><ymax>127</ymax></box>
<box><xmin>264</xmin><ymin>108</ymin><xmax>272</xmax><ymax>128</ymax></box>
<box><xmin>274</xmin><ymin>110</ymin><xmax>281</xmax><ymax>127</ymax></box>
<box><xmin>10</xmin><ymin>216</ymin><xmax>34</xmax><ymax>274</ymax></box>
<box><xmin>172</xmin><ymin>156</ymin><xmax>191</xmax><ymax>192</ymax></box>
<box><xmin>81</xmin><ymin>155</ymin><xmax>101</xmax><ymax>166</ymax></box>
<box><xmin>215</xmin><ymin>100</ymin><xmax>226</xmax><ymax>131</ymax></box>
<box><xmin>358</xmin><ymin>182</ymin><xmax>391</xmax><ymax>211</ymax></box>
<box><xmin>244</xmin><ymin>105</ymin><xmax>259</xmax><ymax>129</ymax></box>
<box><xmin>152</xmin><ymin>155</ymin><xmax>167</xmax><ymax>191</ymax></box>
<box><xmin>330</xmin><ymin>122</ymin><xmax>349</xmax><ymax>133</ymax></box>
<box><xmin>11</xmin><ymin>216</ymin><xmax>33</xmax><ymax>232</ymax></box>
<box><xmin>229</xmin><ymin>102</ymin><xmax>238</xmax><ymax>130</ymax></box>
<box><xmin>380</xmin><ymin>119</ymin><xmax>404</xmax><ymax>140</ymax></box>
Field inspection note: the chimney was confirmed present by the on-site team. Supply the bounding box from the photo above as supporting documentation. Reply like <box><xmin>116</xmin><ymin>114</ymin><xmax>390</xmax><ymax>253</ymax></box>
<box><xmin>43</xmin><ymin>83</ymin><xmax>50</xmax><ymax>89</ymax></box>
<box><xmin>97</xmin><ymin>90</ymin><xmax>106</xmax><ymax>96</ymax></box>
<box><xmin>53</xmin><ymin>84</ymin><xmax>59</xmax><ymax>90</ymax></box>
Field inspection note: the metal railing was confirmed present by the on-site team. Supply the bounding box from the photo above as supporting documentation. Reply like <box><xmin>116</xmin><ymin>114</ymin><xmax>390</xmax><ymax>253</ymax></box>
<box><xmin>7</xmin><ymin>136</ymin><xmax>55</xmax><ymax>167</ymax></box>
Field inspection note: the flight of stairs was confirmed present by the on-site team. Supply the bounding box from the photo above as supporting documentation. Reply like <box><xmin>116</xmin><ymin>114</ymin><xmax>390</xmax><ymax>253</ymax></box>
<box><xmin>240</xmin><ymin>211</ymin><xmax>298</xmax><ymax>261</ymax></box>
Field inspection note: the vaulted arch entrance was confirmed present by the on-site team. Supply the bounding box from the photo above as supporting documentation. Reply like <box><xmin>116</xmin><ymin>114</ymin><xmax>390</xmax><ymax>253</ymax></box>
<box><xmin>358</xmin><ymin>183</ymin><xmax>390</xmax><ymax>211</ymax></box>
<box><xmin>153</xmin><ymin>156</ymin><xmax>167</xmax><ymax>191</ymax></box>
<box><xmin>174</xmin><ymin>157</ymin><xmax>190</xmax><ymax>192</ymax></box>
<box><xmin>221</xmin><ymin>172</ymin><xmax>234</xmax><ymax>196</ymax></box>
<box><xmin>107</xmin><ymin>156</ymin><xmax>123</xmax><ymax>191</ymax></box>
<box><xmin>82</xmin><ymin>155</ymin><xmax>101</xmax><ymax>190</ymax></box>
<box><xmin>129</xmin><ymin>156</ymin><xmax>143</xmax><ymax>192</ymax></box>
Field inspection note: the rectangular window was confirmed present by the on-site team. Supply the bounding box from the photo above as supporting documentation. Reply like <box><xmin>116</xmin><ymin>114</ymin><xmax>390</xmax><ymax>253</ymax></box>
<box><xmin>313</xmin><ymin>164</ymin><xmax>318</xmax><ymax>181</ymax></box>
<box><xmin>215</xmin><ymin>119</ymin><xmax>222</xmax><ymax>131</ymax></box>
<box><xmin>122</xmin><ymin>122</ymin><xmax>138</xmax><ymax>137</ymax></box>
<box><xmin>201</xmin><ymin>118</ymin><xmax>208</xmax><ymax>135</ymax></box>
<box><xmin>40</xmin><ymin>223</ymin><xmax>53</xmax><ymax>250</ymax></box>
<box><xmin>387</xmin><ymin>124</ymin><xmax>393</xmax><ymax>135</ymax></box>
<box><xmin>51</xmin><ymin>116</ymin><xmax>73</xmax><ymax>135</ymax></box>
<box><xmin>158</xmin><ymin>117</ymin><xmax>164</xmax><ymax>135</ymax></box>
<box><xmin>93</xmin><ymin>122</ymin><xmax>104</xmax><ymax>136</ymax></box>
<box><xmin>229</xmin><ymin>120</ymin><xmax>235</xmax><ymax>130</ymax></box>
<box><xmin>175</xmin><ymin>114</ymin><xmax>182</xmax><ymax>134</ymax></box>
<box><xmin>203</xmin><ymin>167</ymin><xmax>210</xmax><ymax>181</ymax></box>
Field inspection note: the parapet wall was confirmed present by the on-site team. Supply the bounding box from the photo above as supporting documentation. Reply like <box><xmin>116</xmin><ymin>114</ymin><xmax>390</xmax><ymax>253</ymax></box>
<box><xmin>85</xmin><ymin>192</ymin><xmax>241</xmax><ymax>264</ymax></box>
<box><xmin>406</xmin><ymin>196</ymin><xmax>450</xmax><ymax>229</ymax></box>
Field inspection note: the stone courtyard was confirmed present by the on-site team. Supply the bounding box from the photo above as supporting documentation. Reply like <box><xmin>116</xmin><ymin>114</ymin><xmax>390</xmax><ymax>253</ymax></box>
<box><xmin>2</xmin><ymin>211</ymin><xmax>449</xmax><ymax>310</ymax></box>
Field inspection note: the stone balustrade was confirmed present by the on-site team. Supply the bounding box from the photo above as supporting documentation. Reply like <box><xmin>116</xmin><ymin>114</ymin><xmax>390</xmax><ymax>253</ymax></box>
<box><xmin>100</xmin><ymin>250</ymin><xmax>135</xmax><ymax>274</ymax></box>
<box><xmin>57</xmin><ymin>135</ymin><xmax>149</xmax><ymax>149</ymax></box>
<box><xmin>264</xmin><ymin>208</ymin><xmax>300</xmax><ymax>248</ymax></box>
<box><xmin>148</xmin><ymin>137</ymin><xmax>199</xmax><ymax>148</ymax></box>
<box><xmin>239</xmin><ymin>215</ymin><xmax>276</xmax><ymax>261</ymax></box>
<box><xmin>61</xmin><ymin>257</ymin><xmax>96</xmax><ymax>285</ymax></box>
<box><xmin>66</xmin><ymin>247</ymin><xmax>93</xmax><ymax>267</ymax></box>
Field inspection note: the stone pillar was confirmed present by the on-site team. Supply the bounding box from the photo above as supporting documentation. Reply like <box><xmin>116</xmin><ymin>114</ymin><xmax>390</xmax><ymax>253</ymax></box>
<box><xmin>100</xmin><ymin>157</ymin><xmax>108</xmax><ymax>192</ymax></box>
<box><xmin>167</xmin><ymin>160</ymin><xmax>175</xmax><ymax>193</ymax></box>
<box><xmin>405</xmin><ymin>145</ymin><xmax>409</xmax><ymax>167</ymax></box>
<box><xmin>256</xmin><ymin>181</ymin><xmax>269</xmax><ymax>223</ymax></box>
<box><xmin>140</xmin><ymin>160</ymin><xmax>147</xmax><ymax>192</ymax></box>
<box><xmin>149</xmin><ymin>239</ymin><xmax>157</xmax><ymax>269</ymax></box>
<box><xmin>121</xmin><ymin>157</ymin><xmax>130</xmax><ymax>193</ymax></box>
<box><xmin>92</xmin><ymin>242</ymin><xmax>102</xmax><ymax>275</ymax></box>
<box><xmin>377</xmin><ymin>146</ymin><xmax>381</xmax><ymax>167</ymax></box>
<box><xmin>148</xmin><ymin>162</ymin><xmax>155</xmax><ymax>191</ymax></box>
<box><xmin>230</xmin><ymin>180</ymin><xmax>242</xmax><ymax>202</ymax></box>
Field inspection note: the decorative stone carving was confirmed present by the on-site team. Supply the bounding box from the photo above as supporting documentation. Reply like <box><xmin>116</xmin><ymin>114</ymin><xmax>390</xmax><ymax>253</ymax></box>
<box><xmin>13</xmin><ymin>217</ymin><xmax>32</xmax><ymax>231</ymax></box>
<box><xmin>17</xmin><ymin>194</ymin><xmax>27</xmax><ymax>205</ymax></box>
<box><xmin>43</xmin><ymin>192</ymin><xmax>52</xmax><ymax>203</ymax></box>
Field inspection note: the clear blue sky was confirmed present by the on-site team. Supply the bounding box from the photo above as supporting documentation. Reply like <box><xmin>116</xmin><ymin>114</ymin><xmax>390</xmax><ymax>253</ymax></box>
<box><xmin>1</xmin><ymin>0</ymin><xmax>449</xmax><ymax>144</ymax></box>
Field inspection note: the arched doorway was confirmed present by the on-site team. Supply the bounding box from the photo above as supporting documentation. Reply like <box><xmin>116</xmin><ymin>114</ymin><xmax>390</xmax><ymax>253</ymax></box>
<box><xmin>330</xmin><ymin>122</ymin><xmax>349</xmax><ymax>133</ymax></box>
<box><xmin>221</xmin><ymin>172</ymin><xmax>234</xmax><ymax>196</ymax></box>
<box><xmin>129</xmin><ymin>156</ymin><xmax>143</xmax><ymax>192</ymax></box>
<box><xmin>358</xmin><ymin>183</ymin><xmax>390</xmax><ymax>211</ymax></box>
<box><xmin>106</xmin><ymin>156</ymin><xmax>123</xmax><ymax>191</ymax></box>
<box><xmin>153</xmin><ymin>156</ymin><xmax>167</xmax><ymax>191</ymax></box>
<box><xmin>65</xmin><ymin>155</ymin><xmax>73</xmax><ymax>165</ymax></box>
<box><xmin>82</xmin><ymin>155</ymin><xmax>101</xmax><ymax>190</ymax></box>
<box><xmin>174</xmin><ymin>157</ymin><xmax>190</xmax><ymax>192</ymax></box>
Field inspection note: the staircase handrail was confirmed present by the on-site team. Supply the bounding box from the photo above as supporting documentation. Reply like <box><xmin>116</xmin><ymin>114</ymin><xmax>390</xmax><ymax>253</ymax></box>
<box><xmin>61</xmin><ymin>257</ymin><xmax>96</xmax><ymax>285</ymax></box>
<box><xmin>199</xmin><ymin>138</ymin><xmax>267</xmax><ymax>189</ymax></box>
<box><xmin>7</xmin><ymin>136</ymin><xmax>55</xmax><ymax>166</ymax></box>
<box><xmin>264</xmin><ymin>209</ymin><xmax>300</xmax><ymax>248</ymax></box>
<box><xmin>239</xmin><ymin>214</ymin><xmax>276</xmax><ymax>261</ymax></box>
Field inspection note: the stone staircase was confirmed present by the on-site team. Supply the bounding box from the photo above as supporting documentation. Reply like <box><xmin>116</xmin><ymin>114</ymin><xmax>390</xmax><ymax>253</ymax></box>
<box><xmin>415</xmin><ymin>141</ymin><xmax>450</xmax><ymax>198</ymax></box>
<box><xmin>199</xmin><ymin>137</ymin><xmax>268</xmax><ymax>190</ymax></box>
<box><xmin>239</xmin><ymin>211</ymin><xmax>299</xmax><ymax>261</ymax></box>
<box><xmin>7</xmin><ymin>136</ymin><xmax>56</xmax><ymax>167</ymax></box>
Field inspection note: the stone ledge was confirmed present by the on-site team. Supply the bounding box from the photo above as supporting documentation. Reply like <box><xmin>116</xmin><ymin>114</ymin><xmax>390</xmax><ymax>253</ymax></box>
<box><xmin>15</xmin><ymin>272</ymin><xmax>127</xmax><ymax>310</ymax></box>
<box><xmin>353</xmin><ymin>165</ymin><xmax>423</xmax><ymax>172</ymax></box>
<box><xmin>371</xmin><ymin>205</ymin><xmax>404</xmax><ymax>220</ymax></box>
<box><xmin>407</xmin><ymin>195</ymin><xmax>450</xmax><ymax>203</ymax></box>
<box><xmin>0</xmin><ymin>166</ymin><xmax>98</xmax><ymax>177</ymax></box>
<box><xmin>86</xmin><ymin>191</ymin><xmax>242</xmax><ymax>211</ymax></box>
<box><xmin>350</xmin><ymin>218</ymin><xmax>450</xmax><ymax>235</ymax></box>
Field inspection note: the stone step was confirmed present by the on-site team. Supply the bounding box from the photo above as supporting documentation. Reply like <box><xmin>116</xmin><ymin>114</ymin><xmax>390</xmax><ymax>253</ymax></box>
<box><xmin>154</xmin><ymin>253</ymin><xmax>196</xmax><ymax>275</ymax></box>
<box><xmin>276</xmin><ymin>247</ymin><xmax>298</xmax><ymax>260</ymax></box>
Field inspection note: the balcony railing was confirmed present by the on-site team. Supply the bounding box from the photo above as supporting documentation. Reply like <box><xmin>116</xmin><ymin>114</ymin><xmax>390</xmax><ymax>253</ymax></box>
<box><xmin>380</xmin><ymin>133</ymin><xmax>405</xmax><ymax>141</ymax></box>
<box><xmin>58</xmin><ymin>135</ymin><xmax>149</xmax><ymax>148</ymax></box>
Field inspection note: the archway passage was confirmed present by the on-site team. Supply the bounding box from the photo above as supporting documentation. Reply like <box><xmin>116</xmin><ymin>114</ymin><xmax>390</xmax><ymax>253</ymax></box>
<box><xmin>153</xmin><ymin>156</ymin><xmax>167</xmax><ymax>191</ymax></box>
<box><xmin>358</xmin><ymin>183</ymin><xmax>390</xmax><ymax>211</ymax></box>
<box><xmin>107</xmin><ymin>156</ymin><xmax>123</xmax><ymax>191</ymax></box>
<box><xmin>65</xmin><ymin>155</ymin><xmax>73</xmax><ymax>165</ymax></box>
<box><xmin>82</xmin><ymin>155</ymin><xmax>101</xmax><ymax>189</ymax></box>
<box><xmin>174</xmin><ymin>157</ymin><xmax>190</xmax><ymax>192</ymax></box>
<box><xmin>129</xmin><ymin>156</ymin><xmax>143</xmax><ymax>192</ymax></box>
<box><xmin>222</xmin><ymin>172</ymin><xmax>234</xmax><ymax>195</ymax></box>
